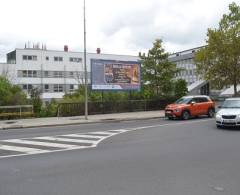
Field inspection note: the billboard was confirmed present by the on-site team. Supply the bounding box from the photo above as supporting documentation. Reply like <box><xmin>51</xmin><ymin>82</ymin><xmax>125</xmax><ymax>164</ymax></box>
<box><xmin>91</xmin><ymin>59</ymin><xmax>141</xmax><ymax>91</ymax></box>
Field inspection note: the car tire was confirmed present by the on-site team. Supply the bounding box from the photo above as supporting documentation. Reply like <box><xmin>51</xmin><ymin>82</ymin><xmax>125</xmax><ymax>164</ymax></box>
<box><xmin>208</xmin><ymin>108</ymin><xmax>215</xmax><ymax>118</ymax></box>
<box><xmin>181</xmin><ymin>110</ymin><xmax>190</xmax><ymax>120</ymax></box>
<box><xmin>216</xmin><ymin>124</ymin><xmax>221</xmax><ymax>129</ymax></box>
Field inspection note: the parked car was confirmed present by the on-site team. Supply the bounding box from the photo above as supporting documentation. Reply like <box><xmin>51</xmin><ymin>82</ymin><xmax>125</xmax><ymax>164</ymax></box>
<box><xmin>165</xmin><ymin>95</ymin><xmax>215</xmax><ymax>120</ymax></box>
<box><xmin>216</xmin><ymin>98</ymin><xmax>240</xmax><ymax>128</ymax></box>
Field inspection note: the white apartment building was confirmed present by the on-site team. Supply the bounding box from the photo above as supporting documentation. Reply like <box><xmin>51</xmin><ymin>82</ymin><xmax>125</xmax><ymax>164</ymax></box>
<box><xmin>0</xmin><ymin>45</ymin><xmax>139</xmax><ymax>101</ymax></box>
<box><xmin>169</xmin><ymin>46</ymin><xmax>209</xmax><ymax>95</ymax></box>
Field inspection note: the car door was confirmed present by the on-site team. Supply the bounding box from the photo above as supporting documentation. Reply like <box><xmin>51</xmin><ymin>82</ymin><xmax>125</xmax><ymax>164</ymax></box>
<box><xmin>189</xmin><ymin>98</ymin><xmax>201</xmax><ymax>116</ymax></box>
<box><xmin>198</xmin><ymin>97</ymin><xmax>210</xmax><ymax>115</ymax></box>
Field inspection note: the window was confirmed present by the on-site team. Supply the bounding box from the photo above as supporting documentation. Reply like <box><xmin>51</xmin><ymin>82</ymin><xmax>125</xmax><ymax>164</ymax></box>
<box><xmin>23</xmin><ymin>84</ymin><xmax>27</xmax><ymax>90</ymax></box>
<box><xmin>46</xmin><ymin>56</ymin><xmax>49</xmax><ymax>61</ymax></box>
<box><xmin>69</xmin><ymin>57</ymin><xmax>82</xmax><ymax>63</ymax></box>
<box><xmin>22</xmin><ymin>70</ymin><xmax>37</xmax><ymax>77</ymax></box>
<box><xmin>44</xmin><ymin>71</ymin><xmax>49</xmax><ymax>77</ymax></box>
<box><xmin>28</xmin><ymin>84</ymin><xmax>32</xmax><ymax>90</ymax></box>
<box><xmin>22</xmin><ymin>70</ymin><xmax>27</xmax><ymax>77</ymax></box>
<box><xmin>53</xmin><ymin>71</ymin><xmax>64</xmax><ymax>78</ymax></box>
<box><xmin>54</xmin><ymin>56</ymin><xmax>63</xmax><ymax>62</ymax></box>
<box><xmin>44</xmin><ymin>84</ymin><xmax>49</xmax><ymax>92</ymax></box>
<box><xmin>69</xmin><ymin>84</ymin><xmax>74</xmax><ymax>92</ymax></box>
<box><xmin>22</xmin><ymin>55</ymin><xmax>37</xmax><ymax>61</ymax></box>
<box><xmin>69</xmin><ymin>72</ymin><xmax>74</xmax><ymax>78</ymax></box>
<box><xmin>33</xmin><ymin>70</ymin><xmax>37</xmax><ymax>77</ymax></box>
<box><xmin>54</xmin><ymin>84</ymin><xmax>63</xmax><ymax>92</ymax></box>
<box><xmin>22</xmin><ymin>84</ymin><xmax>33</xmax><ymax>92</ymax></box>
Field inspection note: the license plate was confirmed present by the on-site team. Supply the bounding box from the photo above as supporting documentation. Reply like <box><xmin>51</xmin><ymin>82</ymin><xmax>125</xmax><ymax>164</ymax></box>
<box><xmin>224</xmin><ymin>119</ymin><xmax>235</xmax><ymax>123</ymax></box>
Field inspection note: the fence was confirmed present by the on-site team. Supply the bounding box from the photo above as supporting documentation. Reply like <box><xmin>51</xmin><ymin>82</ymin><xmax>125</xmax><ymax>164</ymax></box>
<box><xmin>58</xmin><ymin>99</ymin><xmax>175</xmax><ymax>117</ymax></box>
<box><xmin>0</xmin><ymin>105</ymin><xmax>33</xmax><ymax>119</ymax></box>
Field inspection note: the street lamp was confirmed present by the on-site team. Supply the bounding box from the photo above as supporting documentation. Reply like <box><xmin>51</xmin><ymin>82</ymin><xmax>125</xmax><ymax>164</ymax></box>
<box><xmin>83</xmin><ymin>0</ymin><xmax>88</xmax><ymax>120</ymax></box>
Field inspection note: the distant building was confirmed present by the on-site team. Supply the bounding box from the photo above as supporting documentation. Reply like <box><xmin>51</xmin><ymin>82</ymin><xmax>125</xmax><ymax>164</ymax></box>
<box><xmin>169</xmin><ymin>46</ymin><xmax>210</xmax><ymax>95</ymax></box>
<box><xmin>0</xmin><ymin>45</ymin><xmax>138</xmax><ymax>102</ymax></box>
<box><xmin>2</xmin><ymin>44</ymin><xmax>232</xmax><ymax>99</ymax></box>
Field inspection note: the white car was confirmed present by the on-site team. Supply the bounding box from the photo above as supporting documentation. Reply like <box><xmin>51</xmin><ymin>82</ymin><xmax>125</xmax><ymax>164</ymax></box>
<box><xmin>216</xmin><ymin>98</ymin><xmax>240</xmax><ymax>128</ymax></box>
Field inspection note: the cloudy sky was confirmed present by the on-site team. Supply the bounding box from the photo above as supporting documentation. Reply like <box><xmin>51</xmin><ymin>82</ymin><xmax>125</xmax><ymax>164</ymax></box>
<box><xmin>0</xmin><ymin>0</ymin><xmax>239</xmax><ymax>62</ymax></box>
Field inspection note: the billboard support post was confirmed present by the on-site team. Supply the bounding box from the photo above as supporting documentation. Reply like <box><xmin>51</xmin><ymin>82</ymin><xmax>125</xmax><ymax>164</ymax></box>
<box><xmin>83</xmin><ymin>0</ymin><xmax>88</xmax><ymax>120</ymax></box>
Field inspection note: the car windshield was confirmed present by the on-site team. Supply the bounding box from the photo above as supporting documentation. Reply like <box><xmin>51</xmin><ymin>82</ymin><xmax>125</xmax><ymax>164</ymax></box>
<box><xmin>221</xmin><ymin>100</ymin><xmax>240</xmax><ymax>108</ymax></box>
<box><xmin>175</xmin><ymin>97</ymin><xmax>192</xmax><ymax>104</ymax></box>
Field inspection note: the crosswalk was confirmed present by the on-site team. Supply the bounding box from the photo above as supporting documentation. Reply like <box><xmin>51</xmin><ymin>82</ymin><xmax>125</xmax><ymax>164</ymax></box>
<box><xmin>0</xmin><ymin>129</ymin><xmax>128</xmax><ymax>159</ymax></box>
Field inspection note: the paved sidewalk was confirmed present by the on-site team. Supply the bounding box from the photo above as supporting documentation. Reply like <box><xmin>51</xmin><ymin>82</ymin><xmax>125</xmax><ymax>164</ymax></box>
<box><xmin>0</xmin><ymin>110</ymin><xmax>165</xmax><ymax>130</ymax></box>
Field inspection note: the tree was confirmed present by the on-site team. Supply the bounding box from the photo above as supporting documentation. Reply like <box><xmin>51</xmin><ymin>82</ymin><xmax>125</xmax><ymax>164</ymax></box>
<box><xmin>140</xmin><ymin>39</ymin><xmax>179</xmax><ymax>97</ymax></box>
<box><xmin>0</xmin><ymin>76</ymin><xmax>27</xmax><ymax>106</ymax></box>
<box><xmin>195</xmin><ymin>2</ymin><xmax>240</xmax><ymax>96</ymax></box>
<box><xmin>174</xmin><ymin>79</ymin><xmax>188</xmax><ymax>98</ymax></box>
<box><xmin>30</xmin><ymin>88</ymin><xmax>42</xmax><ymax>115</ymax></box>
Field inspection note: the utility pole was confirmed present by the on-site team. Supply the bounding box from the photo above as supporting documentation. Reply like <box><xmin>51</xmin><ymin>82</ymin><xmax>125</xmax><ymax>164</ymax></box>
<box><xmin>83</xmin><ymin>0</ymin><xmax>88</xmax><ymax>120</ymax></box>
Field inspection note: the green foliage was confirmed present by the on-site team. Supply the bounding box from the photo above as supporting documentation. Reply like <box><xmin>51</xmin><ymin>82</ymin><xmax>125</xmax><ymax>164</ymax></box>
<box><xmin>140</xmin><ymin>39</ymin><xmax>179</xmax><ymax>97</ymax></box>
<box><xmin>0</xmin><ymin>76</ymin><xmax>27</xmax><ymax>106</ymax></box>
<box><xmin>30</xmin><ymin>88</ymin><xmax>42</xmax><ymax>115</ymax></box>
<box><xmin>39</xmin><ymin>99</ymin><xmax>58</xmax><ymax>117</ymax></box>
<box><xmin>195</xmin><ymin>2</ymin><xmax>240</xmax><ymax>96</ymax></box>
<box><xmin>174</xmin><ymin>79</ymin><xmax>188</xmax><ymax>98</ymax></box>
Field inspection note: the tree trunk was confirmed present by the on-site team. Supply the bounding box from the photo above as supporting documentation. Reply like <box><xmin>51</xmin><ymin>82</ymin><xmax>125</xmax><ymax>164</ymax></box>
<box><xmin>233</xmin><ymin>82</ymin><xmax>237</xmax><ymax>97</ymax></box>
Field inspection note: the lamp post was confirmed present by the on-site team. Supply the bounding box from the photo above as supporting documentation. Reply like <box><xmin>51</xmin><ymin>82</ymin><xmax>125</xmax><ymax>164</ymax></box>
<box><xmin>83</xmin><ymin>0</ymin><xmax>88</xmax><ymax>120</ymax></box>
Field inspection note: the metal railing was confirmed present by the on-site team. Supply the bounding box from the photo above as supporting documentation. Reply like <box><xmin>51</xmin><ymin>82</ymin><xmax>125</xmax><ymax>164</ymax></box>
<box><xmin>58</xmin><ymin>99</ymin><xmax>175</xmax><ymax>117</ymax></box>
<box><xmin>0</xmin><ymin>105</ymin><xmax>33</xmax><ymax>119</ymax></box>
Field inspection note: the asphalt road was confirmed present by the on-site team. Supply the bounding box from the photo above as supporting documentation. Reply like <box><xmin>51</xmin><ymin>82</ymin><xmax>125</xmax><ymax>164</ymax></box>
<box><xmin>1</xmin><ymin>117</ymin><xmax>240</xmax><ymax>195</ymax></box>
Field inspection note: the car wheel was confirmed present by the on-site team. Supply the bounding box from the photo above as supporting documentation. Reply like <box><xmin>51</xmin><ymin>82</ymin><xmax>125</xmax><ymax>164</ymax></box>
<box><xmin>208</xmin><ymin>108</ymin><xmax>215</xmax><ymax>118</ymax></box>
<box><xmin>216</xmin><ymin>124</ymin><xmax>221</xmax><ymax>129</ymax></box>
<box><xmin>181</xmin><ymin>110</ymin><xmax>190</xmax><ymax>120</ymax></box>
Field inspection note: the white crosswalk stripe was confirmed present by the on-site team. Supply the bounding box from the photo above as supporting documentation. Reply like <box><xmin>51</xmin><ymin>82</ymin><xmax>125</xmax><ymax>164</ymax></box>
<box><xmin>86</xmin><ymin>131</ymin><xmax>115</xmax><ymax>135</ymax></box>
<box><xmin>0</xmin><ymin>144</ymin><xmax>49</xmax><ymax>154</ymax></box>
<box><xmin>62</xmin><ymin>134</ymin><xmax>104</xmax><ymax>139</ymax></box>
<box><xmin>3</xmin><ymin>139</ymin><xmax>80</xmax><ymax>149</ymax></box>
<box><xmin>32</xmin><ymin>136</ymin><xmax>99</xmax><ymax>144</ymax></box>
<box><xmin>0</xmin><ymin>129</ymin><xmax>129</xmax><ymax>159</ymax></box>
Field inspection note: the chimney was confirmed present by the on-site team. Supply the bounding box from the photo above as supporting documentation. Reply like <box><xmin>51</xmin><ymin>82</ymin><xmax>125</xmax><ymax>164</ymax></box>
<box><xmin>64</xmin><ymin>45</ymin><xmax>68</xmax><ymax>52</ymax></box>
<box><xmin>96</xmin><ymin>48</ymin><xmax>101</xmax><ymax>54</ymax></box>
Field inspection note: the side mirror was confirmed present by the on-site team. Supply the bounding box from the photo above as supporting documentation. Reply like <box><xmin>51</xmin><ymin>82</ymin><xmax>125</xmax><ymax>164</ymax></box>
<box><xmin>218</xmin><ymin>105</ymin><xmax>222</xmax><ymax>109</ymax></box>
<box><xmin>191</xmin><ymin>101</ymin><xmax>196</xmax><ymax>105</ymax></box>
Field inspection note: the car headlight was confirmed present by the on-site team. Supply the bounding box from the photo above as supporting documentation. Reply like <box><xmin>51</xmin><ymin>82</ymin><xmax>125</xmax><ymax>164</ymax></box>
<box><xmin>216</xmin><ymin>113</ymin><xmax>221</xmax><ymax>119</ymax></box>
<box><xmin>237</xmin><ymin>114</ymin><xmax>240</xmax><ymax>118</ymax></box>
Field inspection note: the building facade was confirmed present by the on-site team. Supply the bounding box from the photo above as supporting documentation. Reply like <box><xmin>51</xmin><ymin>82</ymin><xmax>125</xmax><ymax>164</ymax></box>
<box><xmin>0</xmin><ymin>46</ymin><xmax>138</xmax><ymax>101</ymax></box>
<box><xmin>169</xmin><ymin>46</ymin><xmax>210</xmax><ymax>95</ymax></box>
<box><xmin>1</xmin><ymin>45</ymin><xmax>219</xmax><ymax>100</ymax></box>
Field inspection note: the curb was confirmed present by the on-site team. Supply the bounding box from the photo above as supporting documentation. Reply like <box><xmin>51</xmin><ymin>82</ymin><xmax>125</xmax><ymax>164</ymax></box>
<box><xmin>0</xmin><ymin>116</ymin><xmax>165</xmax><ymax>130</ymax></box>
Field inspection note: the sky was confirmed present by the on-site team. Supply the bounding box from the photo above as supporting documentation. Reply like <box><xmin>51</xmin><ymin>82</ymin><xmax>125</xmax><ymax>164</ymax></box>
<box><xmin>0</xmin><ymin>0</ymin><xmax>239</xmax><ymax>62</ymax></box>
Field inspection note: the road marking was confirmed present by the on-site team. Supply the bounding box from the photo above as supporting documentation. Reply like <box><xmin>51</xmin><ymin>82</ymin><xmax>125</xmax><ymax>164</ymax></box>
<box><xmin>0</xmin><ymin>144</ymin><xmax>49</xmax><ymax>154</ymax></box>
<box><xmin>31</xmin><ymin>136</ymin><xmax>99</xmax><ymax>144</ymax></box>
<box><xmin>129</xmin><ymin>118</ymin><xmax>213</xmax><ymax>131</ymax></box>
<box><xmin>3</xmin><ymin>139</ymin><xmax>80</xmax><ymax>149</ymax></box>
<box><xmin>62</xmin><ymin>134</ymin><xmax>104</xmax><ymax>139</ymax></box>
<box><xmin>0</xmin><ymin>119</ymin><xmax>214</xmax><ymax>159</ymax></box>
<box><xmin>86</xmin><ymin>131</ymin><xmax>115</xmax><ymax>135</ymax></box>
<box><xmin>0</xmin><ymin>129</ymin><xmax>128</xmax><ymax>159</ymax></box>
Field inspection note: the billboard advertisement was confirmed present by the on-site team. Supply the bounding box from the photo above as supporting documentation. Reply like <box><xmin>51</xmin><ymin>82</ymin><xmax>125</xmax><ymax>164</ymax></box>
<box><xmin>91</xmin><ymin>59</ymin><xmax>141</xmax><ymax>91</ymax></box>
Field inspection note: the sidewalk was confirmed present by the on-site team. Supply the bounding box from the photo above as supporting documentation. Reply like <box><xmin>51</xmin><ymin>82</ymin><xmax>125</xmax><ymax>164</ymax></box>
<box><xmin>0</xmin><ymin>110</ymin><xmax>165</xmax><ymax>130</ymax></box>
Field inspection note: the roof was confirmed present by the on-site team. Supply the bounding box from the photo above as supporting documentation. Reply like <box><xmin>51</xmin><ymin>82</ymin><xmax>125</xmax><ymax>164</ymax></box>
<box><xmin>182</xmin><ymin>95</ymin><xmax>210</xmax><ymax>98</ymax></box>
<box><xmin>220</xmin><ymin>85</ymin><xmax>240</xmax><ymax>96</ymax></box>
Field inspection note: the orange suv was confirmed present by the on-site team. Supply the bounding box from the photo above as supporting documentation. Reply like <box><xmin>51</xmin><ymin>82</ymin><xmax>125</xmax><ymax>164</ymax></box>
<box><xmin>165</xmin><ymin>95</ymin><xmax>215</xmax><ymax>120</ymax></box>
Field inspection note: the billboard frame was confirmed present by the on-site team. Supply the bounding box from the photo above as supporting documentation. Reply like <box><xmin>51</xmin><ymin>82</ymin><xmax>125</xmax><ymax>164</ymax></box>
<box><xmin>91</xmin><ymin>59</ymin><xmax>141</xmax><ymax>91</ymax></box>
